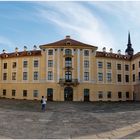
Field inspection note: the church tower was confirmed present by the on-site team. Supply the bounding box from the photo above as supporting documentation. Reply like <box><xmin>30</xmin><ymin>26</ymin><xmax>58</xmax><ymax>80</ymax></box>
<box><xmin>125</xmin><ymin>32</ymin><xmax>134</xmax><ymax>56</ymax></box>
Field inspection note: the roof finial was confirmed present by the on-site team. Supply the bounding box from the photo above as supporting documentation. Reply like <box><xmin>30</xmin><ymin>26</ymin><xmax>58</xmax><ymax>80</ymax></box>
<box><xmin>128</xmin><ymin>31</ymin><xmax>131</xmax><ymax>46</ymax></box>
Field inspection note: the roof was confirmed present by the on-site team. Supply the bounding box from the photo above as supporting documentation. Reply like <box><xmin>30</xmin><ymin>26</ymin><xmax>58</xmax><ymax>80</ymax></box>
<box><xmin>39</xmin><ymin>35</ymin><xmax>98</xmax><ymax>50</ymax></box>
<box><xmin>0</xmin><ymin>50</ymin><xmax>41</xmax><ymax>59</ymax></box>
<box><xmin>132</xmin><ymin>52</ymin><xmax>140</xmax><ymax>60</ymax></box>
<box><xmin>96</xmin><ymin>51</ymin><xmax>131</xmax><ymax>60</ymax></box>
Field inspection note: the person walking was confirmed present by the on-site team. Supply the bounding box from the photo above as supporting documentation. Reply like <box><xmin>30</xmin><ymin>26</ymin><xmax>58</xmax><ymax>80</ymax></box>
<box><xmin>41</xmin><ymin>96</ymin><xmax>47</xmax><ymax>112</ymax></box>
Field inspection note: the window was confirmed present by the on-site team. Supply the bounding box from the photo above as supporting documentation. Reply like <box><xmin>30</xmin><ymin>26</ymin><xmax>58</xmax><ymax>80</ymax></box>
<box><xmin>84</xmin><ymin>60</ymin><xmax>89</xmax><ymax>68</ymax></box>
<box><xmin>23</xmin><ymin>72</ymin><xmax>27</xmax><ymax>80</ymax></box>
<box><xmin>3</xmin><ymin>73</ymin><xmax>7</xmax><ymax>80</ymax></box>
<box><xmin>65</xmin><ymin>57</ymin><xmax>72</xmax><ymax>67</ymax></box>
<box><xmin>12</xmin><ymin>62</ymin><xmax>17</xmax><ymax>68</ymax></box>
<box><xmin>84</xmin><ymin>50</ymin><xmax>89</xmax><ymax>56</ymax></box>
<box><xmin>125</xmin><ymin>75</ymin><xmax>129</xmax><ymax>82</ymax></box>
<box><xmin>48</xmin><ymin>71</ymin><xmax>53</xmax><ymax>80</ymax></box>
<box><xmin>65</xmin><ymin>49</ymin><xmax>72</xmax><ymax>55</ymax></box>
<box><xmin>3</xmin><ymin>89</ymin><xmax>6</xmax><ymax>96</ymax></box>
<box><xmin>84</xmin><ymin>72</ymin><xmax>89</xmax><ymax>81</ymax></box>
<box><xmin>98</xmin><ymin>73</ymin><xmax>103</xmax><ymax>81</ymax></box>
<box><xmin>34</xmin><ymin>71</ymin><xmax>38</xmax><ymax>80</ymax></box>
<box><xmin>65</xmin><ymin>71</ymin><xmax>72</xmax><ymax>81</ymax></box>
<box><xmin>107</xmin><ymin>62</ymin><xmax>111</xmax><ymax>69</ymax></box>
<box><xmin>133</xmin><ymin>74</ymin><xmax>135</xmax><ymax>82</ymax></box>
<box><xmin>48</xmin><ymin>60</ymin><xmax>53</xmax><ymax>67</ymax></box>
<box><xmin>12</xmin><ymin>72</ymin><xmax>16</xmax><ymax>80</ymax></box>
<box><xmin>23</xmin><ymin>61</ymin><xmax>28</xmax><ymax>68</ymax></box>
<box><xmin>126</xmin><ymin>92</ymin><xmax>129</xmax><ymax>98</ymax></box>
<box><xmin>118</xmin><ymin>92</ymin><xmax>122</xmax><ymax>98</ymax></box>
<box><xmin>98</xmin><ymin>91</ymin><xmax>103</xmax><ymax>99</ymax></box>
<box><xmin>98</xmin><ymin>62</ymin><xmax>103</xmax><ymax>68</ymax></box>
<box><xmin>132</xmin><ymin>64</ymin><xmax>135</xmax><ymax>70</ymax></box>
<box><xmin>34</xmin><ymin>60</ymin><xmax>38</xmax><ymax>67</ymax></box>
<box><xmin>3</xmin><ymin>63</ymin><xmax>7</xmax><ymax>69</ymax></box>
<box><xmin>107</xmin><ymin>91</ymin><xmax>111</xmax><ymax>99</ymax></box>
<box><xmin>48</xmin><ymin>50</ymin><xmax>53</xmax><ymax>55</ymax></box>
<box><xmin>117</xmin><ymin>74</ymin><xmax>122</xmax><ymax>82</ymax></box>
<box><xmin>139</xmin><ymin>72</ymin><xmax>140</xmax><ymax>80</ymax></box>
<box><xmin>107</xmin><ymin>73</ymin><xmax>111</xmax><ymax>82</ymax></box>
<box><xmin>33</xmin><ymin>90</ymin><xmax>38</xmax><ymax>97</ymax></box>
<box><xmin>125</xmin><ymin>64</ymin><xmax>129</xmax><ymax>71</ymax></box>
<box><xmin>23</xmin><ymin>90</ymin><xmax>27</xmax><ymax>97</ymax></box>
<box><xmin>12</xmin><ymin>90</ymin><xmax>16</xmax><ymax>96</ymax></box>
<box><xmin>117</xmin><ymin>64</ymin><xmax>121</xmax><ymax>70</ymax></box>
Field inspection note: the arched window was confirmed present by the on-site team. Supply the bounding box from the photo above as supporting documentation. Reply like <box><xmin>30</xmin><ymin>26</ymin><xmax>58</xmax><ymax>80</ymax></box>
<box><xmin>65</xmin><ymin>57</ymin><xmax>72</xmax><ymax>68</ymax></box>
<box><xmin>65</xmin><ymin>49</ymin><xmax>72</xmax><ymax>55</ymax></box>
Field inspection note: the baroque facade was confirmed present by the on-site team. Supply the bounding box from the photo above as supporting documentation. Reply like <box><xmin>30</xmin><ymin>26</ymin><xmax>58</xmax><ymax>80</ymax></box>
<box><xmin>0</xmin><ymin>34</ymin><xmax>140</xmax><ymax>101</ymax></box>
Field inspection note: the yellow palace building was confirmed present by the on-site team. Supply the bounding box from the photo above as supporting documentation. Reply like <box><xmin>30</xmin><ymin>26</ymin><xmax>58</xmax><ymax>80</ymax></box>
<box><xmin>0</xmin><ymin>34</ymin><xmax>140</xmax><ymax>101</ymax></box>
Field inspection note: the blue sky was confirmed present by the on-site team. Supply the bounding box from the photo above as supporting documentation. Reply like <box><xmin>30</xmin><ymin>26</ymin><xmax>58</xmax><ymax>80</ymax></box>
<box><xmin>0</xmin><ymin>1</ymin><xmax>140</xmax><ymax>54</ymax></box>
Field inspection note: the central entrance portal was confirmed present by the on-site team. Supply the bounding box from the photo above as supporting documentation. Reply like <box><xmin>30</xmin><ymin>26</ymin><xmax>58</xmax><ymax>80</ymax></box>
<box><xmin>64</xmin><ymin>87</ymin><xmax>73</xmax><ymax>101</ymax></box>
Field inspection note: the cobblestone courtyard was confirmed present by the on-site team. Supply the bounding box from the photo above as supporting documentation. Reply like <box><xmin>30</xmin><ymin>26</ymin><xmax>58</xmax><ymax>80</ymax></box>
<box><xmin>0</xmin><ymin>98</ymin><xmax>140</xmax><ymax>139</ymax></box>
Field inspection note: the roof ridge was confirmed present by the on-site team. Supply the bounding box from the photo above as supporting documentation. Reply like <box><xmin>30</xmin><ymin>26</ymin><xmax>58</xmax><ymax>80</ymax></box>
<box><xmin>39</xmin><ymin>36</ymin><xmax>98</xmax><ymax>49</ymax></box>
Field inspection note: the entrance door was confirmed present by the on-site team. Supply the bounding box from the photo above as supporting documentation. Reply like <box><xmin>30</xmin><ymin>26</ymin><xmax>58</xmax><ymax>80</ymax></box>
<box><xmin>64</xmin><ymin>87</ymin><xmax>73</xmax><ymax>101</ymax></box>
<box><xmin>84</xmin><ymin>89</ymin><xmax>89</xmax><ymax>101</ymax></box>
<box><xmin>47</xmin><ymin>88</ymin><xmax>53</xmax><ymax>101</ymax></box>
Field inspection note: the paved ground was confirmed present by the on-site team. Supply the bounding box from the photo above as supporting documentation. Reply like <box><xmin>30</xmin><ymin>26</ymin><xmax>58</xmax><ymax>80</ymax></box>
<box><xmin>0</xmin><ymin>98</ymin><xmax>140</xmax><ymax>139</ymax></box>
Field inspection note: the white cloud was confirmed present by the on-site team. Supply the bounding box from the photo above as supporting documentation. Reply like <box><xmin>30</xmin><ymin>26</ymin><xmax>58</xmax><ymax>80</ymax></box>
<box><xmin>89</xmin><ymin>1</ymin><xmax>140</xmax><ymax>27</ymax></box>
<box><xmin>34</xmin><ymin>2</ymin><xmax>116</xmax><ymax>52</ymax></box>
<box><xmin>31</xmin><ymin>1</ymin><xmax>140</xmax><ymax>54</ymax></box>
<box><xmin>87</xmin><ymin>1</ymin><xmax>140</xmax><ymax>53</ymax></box>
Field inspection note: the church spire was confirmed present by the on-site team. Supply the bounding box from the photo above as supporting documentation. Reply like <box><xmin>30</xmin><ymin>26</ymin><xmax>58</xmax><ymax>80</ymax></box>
<box><xmin>127</xmin><ymin>32</ymin><xmax>131</xmax><ymax>47</ymax></box>
<box><xmin>125</xmin><ymin>32</ymin><xmax>134</xmax><ymax>56</ymax></box>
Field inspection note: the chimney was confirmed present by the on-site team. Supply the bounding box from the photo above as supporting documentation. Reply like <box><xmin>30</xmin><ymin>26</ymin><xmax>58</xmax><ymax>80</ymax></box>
<box><xmin>24</xmin><ymin>46</ymin><xmax>27</xmax><ymax>51</ymax></box>
<box><xmin>66</xmin><ymin>35</ymin><xmax>70</xmax><ymax>39</ymax></box>
<box><xmin>3</xmin><ymin>49</ymin><xmax>6</xmax><ymax>53</ymax></box>
<box><xmin>118</xmin><ymin>49</ymin><xmax>121</xmax><ymax>54</ymax></box>
<box><xmin>15</xmin><ymin>47</ymin><xmax>18</xmax><ymax>52</ymax></box>
<box><xmin>110</xmin><ymin>48</ymin><xmax>113</xmax><ymax>53</ymax></box>
<box><xmin>102</xmin><ymin>47</ymin><xmax>106</xmax><ymax>52</ymax></box>
<box><xmin>33</xmin><ymin>45</ymin><xmax>37</xmax><ymax>50</ymax></box>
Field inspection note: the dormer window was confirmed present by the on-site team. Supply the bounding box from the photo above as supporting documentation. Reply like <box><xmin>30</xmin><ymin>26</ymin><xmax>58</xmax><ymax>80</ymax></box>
<box><xmin>65</xmin><ymin>49</ymin><xmax>72</xmax><ymax>55</ymax></box>
<box><xmin>27</xmin><ymin>51</ymin><xmax>32</xmax><ymax>55</ymax></box>
<box><xmin>66</xmin><ymin>41</ymin><xmax>71</xmax><ymax>46</ymax></box>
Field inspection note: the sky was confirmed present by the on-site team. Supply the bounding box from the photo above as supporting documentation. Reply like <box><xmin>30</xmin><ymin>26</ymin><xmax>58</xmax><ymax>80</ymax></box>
<box><xmin>0</xmin><ymin>1</ymin><xmax>140</xmax><ymax>54</ymax></box>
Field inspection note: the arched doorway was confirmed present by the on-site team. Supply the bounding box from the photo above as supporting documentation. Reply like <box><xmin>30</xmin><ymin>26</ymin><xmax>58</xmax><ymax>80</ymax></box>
<box><xmin>64</xmin><ymin>87</ymin><xmax>73</xmax><ymax>101</ymax></box>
